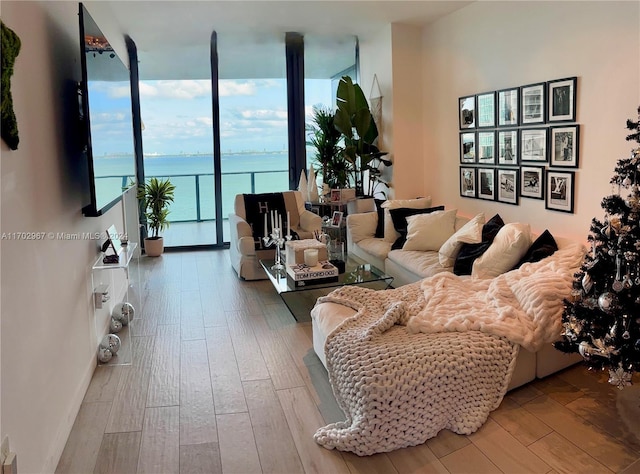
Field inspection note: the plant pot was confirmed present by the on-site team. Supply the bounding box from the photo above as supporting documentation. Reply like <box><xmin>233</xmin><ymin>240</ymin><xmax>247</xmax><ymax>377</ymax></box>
<box><xmin>144</xmin><ymin>237</ymin><xmax>164</xmax><ymax>257</ymax></box>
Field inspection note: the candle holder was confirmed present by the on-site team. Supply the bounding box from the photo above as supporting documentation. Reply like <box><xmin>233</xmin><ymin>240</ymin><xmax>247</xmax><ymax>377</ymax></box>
<box><xmin>263</xmin><ymin>227</ymin><xmax>292</xmax><ymax>273</ymax></box>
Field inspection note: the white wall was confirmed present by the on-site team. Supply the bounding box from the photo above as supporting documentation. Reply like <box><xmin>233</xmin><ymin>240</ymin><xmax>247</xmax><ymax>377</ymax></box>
<box><xmin>1</xmin><ymin>2</ymin><xmax>127</xmax><ymax>472</ymax></box>
<box><xmin>421</xmin><ymin>1</ymin><xmax>640</xmax><ymax>242</ymax></box>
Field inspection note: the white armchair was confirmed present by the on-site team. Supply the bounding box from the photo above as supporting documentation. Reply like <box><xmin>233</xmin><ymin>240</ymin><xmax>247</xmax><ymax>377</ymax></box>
<box><xmin>229</xmin><ymin>191</ymin><xmax>322</xmax><ymax>280</ymax></box>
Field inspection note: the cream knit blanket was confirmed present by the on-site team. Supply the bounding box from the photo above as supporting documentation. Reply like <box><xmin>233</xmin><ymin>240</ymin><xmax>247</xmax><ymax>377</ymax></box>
<box><xmin>313</xmin><ymin>240</ymin><xmax>585</xmax><ymax>455</ymax></box>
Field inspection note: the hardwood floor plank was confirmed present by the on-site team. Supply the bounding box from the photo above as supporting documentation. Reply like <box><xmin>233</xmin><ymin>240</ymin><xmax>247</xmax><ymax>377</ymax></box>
<box><xmin>83</xmin><ymin>365</ymin><xmax>124</xmax><ymax>403</ymax></box>
<box><xmin>439</xmin><ymin>444</ymin><xmax>501</xmax><ymax>474</ymax></box>
<box><xmin>227</xmin><ymin>310</ymin><xmax>270</xmax><ymax>381</ymax></box>
<box><xmin>524</xmin><ymin>395</ymin><xmax>638</xmax><ymax>471</ymax></box>
<box><xmin>301</xmin><ymin>361</ymin><xmax>345</xmax><ymax>425</ymax></box>
<box><xmin>244</xmin><ymin>379</ymin><xmax>304</xmax><ymax>474</ymax></box>
<box><xmin>55</xmin><ymin>401</ymin><xmax>112</xmax><ymax>474</ymax></box>
<box><xmin>505</xmin><ymin>383</ymin><xmax>544</xmax><ymax>406</ymax></box>
<box><xmin>341</xmin><ymin>451</ymin><xmax>399</xmax><ymax>473</ymax></box>
<box><xmin>530</xmin><ymin>375</ymin><xmax>585</xmax><ymax>406</ymax></box>
<box><xmin>205</xmin><ymin>326</ymin><xmax>247</xmax><ymax>414</ymax></box>
<box><xmin>468</xmin><ymin>418</ymin><xmax>551</xmax><ymax>473</ymax></box>
<box><xmin>217</xmin><ymin>412</ymin><xmax>262</xmax><ymax>474</ymax></box>
<box><xmin>129</xmin><ymin>313</ymin><xmax>158</xmax><ymax>338</ymax></box>
<box><xmin>105</xmin><ymin>336</ymin><xmax>155</xmax><ymax>433</ymax></box>
<box><xmin>620</xmin><ymin>458</ymin><xmax>640</xmax><ymax>474</ymax></box>
<box><xmin>529</xmin><ymin>432</ymin><xmax>613</xmax><ymax>473</ymax></box>
<box><xmin>147</xmin><ymin>324</ymin><xmax>181</xmax><ymax>407</ymax></box>
<box><xmin>180</xmin><ymin>339</ymin><xmax>217</xmax><ymax>445</ymax></box>
<box><xmin>425</xmin><ymin>429</ymin><xmax>471</xmax><ymax>459</ymax></box>
<box><xmin>490</xmin><ymin>397</ymin><xmax>553</xmax><ymax>446</ymax></box>
<box><xmin>179</xmin><ymin>443</ymin><xmax>222</xmax><ymax>474</ymax></box>
<box><xmin>386</xmin><ymin>444</ymin><xmax>449</xmax><ymax>474</ymax></box>
<box><xmin>181</xmin><ymin>289</ymin><xmax>205</xmax><ymax>340</ymax></box>
<box><xmin>262</xmin><ymin>302</ymin><xmax>297</xmax><ymax>330</ymax></box>
<box><xmin>201</xmin><ymin>289</ymin><xmax>227</xmax><ymax>328</ymax></box>
<box><xmin>277</xmin><ymin>387</ymin><xmax>350</xmax><ymax>474</ymax></box>
<box><xmin>137</xmin><ymin>406</ymin><xmax>180</xmax><ymax>474</ymax></box>
<box><xmin>93</xmin><ymin>432</ymin><xmax>141</xmax><ymax>474</ymax></box>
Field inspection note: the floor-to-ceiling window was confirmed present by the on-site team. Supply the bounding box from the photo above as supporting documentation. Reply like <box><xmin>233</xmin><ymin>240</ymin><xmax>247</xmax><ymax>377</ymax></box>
<box><xmin>217</xmin><ymin>33</ymin><xmax>289</xmax><ymax>242</ymax></box>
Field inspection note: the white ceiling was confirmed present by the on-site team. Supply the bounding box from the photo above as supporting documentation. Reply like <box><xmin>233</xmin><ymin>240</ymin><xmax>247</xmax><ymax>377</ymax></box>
<box><xmin>82</xmin><ymin>1</ymin><xmax>472</xmax><ymax>79</ymax></box>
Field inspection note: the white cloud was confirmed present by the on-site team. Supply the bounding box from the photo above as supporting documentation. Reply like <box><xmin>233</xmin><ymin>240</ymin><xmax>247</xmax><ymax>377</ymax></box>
<box><xmin>219</xmin><ymin>81</ymin><xmax>257</xmax><ymax>96</ymax></box>
<box><xmin>196</xmin><ymin>117</ymin><xmax>213</xmax><ymax>126</ymax></box>
<box><xmin>139</xmin><ymin>80</ymin><xmax>211</xmax><ymax>99</ymax></box>
<box><xmin>239</xmin><ymin>109</ymin><xmax>287</xmax><ymax>120</ymax></box>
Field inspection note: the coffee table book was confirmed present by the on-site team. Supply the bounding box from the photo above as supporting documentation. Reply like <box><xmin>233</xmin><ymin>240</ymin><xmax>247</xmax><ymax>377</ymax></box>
<box><xmin>286</xmin><ymin>261</ymin><xmax>339</xmax><ymax>287</ymax></box>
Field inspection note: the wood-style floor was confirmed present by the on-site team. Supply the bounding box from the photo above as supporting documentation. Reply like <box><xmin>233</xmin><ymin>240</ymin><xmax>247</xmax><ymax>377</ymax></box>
<box><xmin>56</xmin><ymin>250</ymin><xmax>640</xmax><ymax>474</ymax></box>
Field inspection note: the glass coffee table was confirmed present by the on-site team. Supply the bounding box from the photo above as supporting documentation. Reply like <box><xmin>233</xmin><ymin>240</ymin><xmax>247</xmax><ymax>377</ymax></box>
<box><xmin>260</xmin><ymin>254</ymin><xmax>393</xmax><ymax>322</ymax></box>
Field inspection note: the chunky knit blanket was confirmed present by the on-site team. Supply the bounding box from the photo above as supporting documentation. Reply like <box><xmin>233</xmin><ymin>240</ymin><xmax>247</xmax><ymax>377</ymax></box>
<box><xmin>313</xmin><ymin>240</ymin><xmax>585</xmax><ymax>455</ymax></box>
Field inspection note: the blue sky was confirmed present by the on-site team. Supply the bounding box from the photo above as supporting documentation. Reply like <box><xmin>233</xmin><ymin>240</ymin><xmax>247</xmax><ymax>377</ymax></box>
<box><xmin>88</xmin><ymin>78</ymin><xmax>333</xmax><ymax>156</ymax></box>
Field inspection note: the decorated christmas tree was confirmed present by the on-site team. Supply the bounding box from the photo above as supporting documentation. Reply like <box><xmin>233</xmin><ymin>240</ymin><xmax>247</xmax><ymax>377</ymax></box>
<box><xmin>555</xmin><ymin>106</ymin><xmax>640</xmax><ymax>389</ymax></box>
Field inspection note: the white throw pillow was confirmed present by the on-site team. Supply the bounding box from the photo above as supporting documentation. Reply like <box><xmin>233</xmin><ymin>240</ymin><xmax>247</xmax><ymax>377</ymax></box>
<box><xmin>472</xmin><ymin>223</ymin><xmax>532</xmax><ymax>279</ymax></box>
<box><xmin>402</xmin><ymin>209</ymin><xmax>458</xmax><ymax>252</ymax></box>
<box><xmin>346</xmin><ymin>212</ymin><xmax>378</xmax><ymax>244</ymax></box>
<box><xmin>380</xmin><ymin>197</ymin><xmax>432</xmax><ymax>243</ymax></box>
<box><xmin>439</xmin><ymin>213</ymin><xmax>485</xmax><ymax>267</ymax></box>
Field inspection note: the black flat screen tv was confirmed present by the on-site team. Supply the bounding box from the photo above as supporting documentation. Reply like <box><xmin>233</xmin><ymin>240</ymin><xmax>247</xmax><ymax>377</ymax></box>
<box><xmin>79</xmin><ymin>3</ymin><xmax>136</xmax><ymax>217</ymax></box>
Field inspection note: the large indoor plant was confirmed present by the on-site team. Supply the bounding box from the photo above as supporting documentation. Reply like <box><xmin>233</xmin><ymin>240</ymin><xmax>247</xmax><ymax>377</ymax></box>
<box><xmin>334</xmin><ymin>76</ymin><xmax>391</xmax><ymax>197</ymax></box>
<box><xmin>137</xmin><ymin>177</ymin><xmax>175</xmax><ymax>256</ymax></box>
<box><xmin>307</xmin><ymin>106</ymin><xmax>350</xmax><ymax>189</ymax></box>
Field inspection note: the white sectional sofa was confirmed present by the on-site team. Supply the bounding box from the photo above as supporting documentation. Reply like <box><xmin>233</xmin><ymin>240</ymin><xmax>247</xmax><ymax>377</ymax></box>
<box><xmin>313</xmin><ymin>198</ymin><xmax>584</xmax><ymax>390</ymax></box>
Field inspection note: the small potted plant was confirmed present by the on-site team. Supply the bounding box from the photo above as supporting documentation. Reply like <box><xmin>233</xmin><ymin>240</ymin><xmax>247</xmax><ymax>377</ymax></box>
<box><xmin>137</xmin><ymin>177</ymin><xmax>175</xmax><ymax>257</ymax></box>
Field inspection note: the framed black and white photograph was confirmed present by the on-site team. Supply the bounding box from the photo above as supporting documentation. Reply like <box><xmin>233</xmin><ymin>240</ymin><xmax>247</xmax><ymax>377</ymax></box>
<box><xmin>498</xmin><ymin>169</ymin><xmax>518</xmax><ymax>205</ymax></box>
<box><xmin>498</xmin><ymin>129</ymin><xmax>518</xmax><ymax>166</ymax></box>
<box><xmin>520</xmin><ymin>82</ymin><xmax>546</xmax><ymax>124</ymax></box>
<box><xmin>476</xmin><ymin>92</ymin><xmax>496</xmax><ymax>128</ymax></box>
<box><xmin>478</xmin><ymin>168</ymin><xmax>496</xmax><ymax>201</ymax></box>
<box><xmin>331</xmin><ymin>211</ymin><xmax>344</xmax><ymax>227</ymax></box>
<box><xmin>459</xmin><ymin>95</ymin><xmax>476</xmax><ymax>129</ymax></box>
<box><xmin>520</xmin><ymin>128</ymin><xmax>548</xmax><ymax>163</ymax></box>
<box><xmin>460</xmin><ymin>167</ymin><xmax>477</xmax><ymax>198</ymax></box>
<box><xmin>520</xmin><ymin>166</ymin><xmax>544</xmax><ymax>200</ymax></box>
<box><xmin>497</xmin><ymin>88</ymin><xmax>519</xmax><ymax>127</ymax></box>
<box><xmin>546</xmin><ymin>170</ymin><xmax>575</xmax><ymax>213</ymax></box>
<box><xmin>548</xmin><ymin>77</ymin><xmax>577</xmax><ymax>122</ymax></box>
<box><xmin>460</xmin><ymin>132</ymin><xmax>476</xmax><ymax>163</ymax></box>
<box><xmin>477</xmin><ymin>131</ymin><xmax>496</xmax><ymax>164</ymax></box>
<box><xmin>550</xmin><ymin>125</ymin><xmax>579</xmax><ymax>167</ymax></box>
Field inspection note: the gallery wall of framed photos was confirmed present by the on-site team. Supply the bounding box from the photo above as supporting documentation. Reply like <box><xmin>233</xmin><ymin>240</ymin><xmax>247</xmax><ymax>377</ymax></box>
<box><xmin>459</xmin><ymin>77</ymin><xmax>578</xmax><ymax>213</ymax></box>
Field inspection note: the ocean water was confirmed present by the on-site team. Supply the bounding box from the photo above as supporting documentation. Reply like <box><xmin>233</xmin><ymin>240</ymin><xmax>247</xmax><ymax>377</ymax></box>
<box><xmin>93</xmin><ymin>152</ymin><xmax>290</xmax><ymax>221</ymax></box>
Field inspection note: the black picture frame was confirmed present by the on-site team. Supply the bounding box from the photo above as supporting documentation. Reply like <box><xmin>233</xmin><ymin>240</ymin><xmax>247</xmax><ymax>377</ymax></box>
<box><xmin>476</xmin><ymin>92</ymin><xmax>496</xmax><ymax>128</ymax></box>
<box><xmin>550</xmin><ymin>125</ymin><xmax>580</xmax><ymax>168</ymax></box>
<box><xmin>497</xmin><ymin>169</ymin><xmax>518</xmax><ymax>205</ymax></box>
<box><xmin>520</xmin><ymin>128</ymin><xmax>548</xmax><ymax>163</ymax></box>
<box><xmin>478</xmin><ymin>168</ymin><xmax>496</xmax><ymax>201</ymax></box>
<box><xmin>497</xmin><ymin>129</ymin><xmax>518</xmax><ymax>166</ymax></box>
<box><xmin>497</xmin><ymin>88</ymin><xmax>519</xmax><ymax>127</ymax></box>
<box><xmin>460</xmin><ymin>167</ymin><xmax>477</xmax><ymax>198</ymax></box>
<box><xmin>548</xmin><ymin>77</ymin><xmax>577</xmax><ymax>123</ymax></box>
<box><xmin>520</xmin><ymin>166</ymin><xmax>545</xmax><ymax>200</ymax></box>
<box><xmin>477</xmin><ymin>131</ymin><xmax>496</xmax><ymax>165</ymax></box>
<box><xmin>460</xmin><ymin>132</ymin><xmax>476</xmax><ymax>163</ymax></box>
<box><xmin>546</xmin><ymin>170</ymin><xmax>575</xmax><ymax>213</ymax></box>
<box><xmin>459</xmin><ymin>95</ymin><xmax>476</xmax><ymax>129</ymax></box>
<box><xmin>520</xmin><ymin>82</ymin><xmax>546</xmax><ymax>124</ymax></box>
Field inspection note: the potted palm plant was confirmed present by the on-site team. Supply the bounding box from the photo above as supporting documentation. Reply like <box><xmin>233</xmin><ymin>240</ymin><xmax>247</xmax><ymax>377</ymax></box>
<box><xmin>334</xmin><ymin>76</ymin><xmax>391</xmax><ymax>197</ymax></box>
<box><xmin>307</xmin><ymin>106</ymin><xmax>350</xmax><ymax>190</ymax></box>
<box><xmin>137</xmin><ymin>177</ymin><xmax>175</xmax><ymax>257</ymax></box>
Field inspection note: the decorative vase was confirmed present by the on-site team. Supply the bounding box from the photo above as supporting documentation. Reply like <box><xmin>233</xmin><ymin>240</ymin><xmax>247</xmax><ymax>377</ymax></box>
<box><xmin>144</xmin><ymin>237</ymin><xmax>164</xmax><ymax>257</ymax></box>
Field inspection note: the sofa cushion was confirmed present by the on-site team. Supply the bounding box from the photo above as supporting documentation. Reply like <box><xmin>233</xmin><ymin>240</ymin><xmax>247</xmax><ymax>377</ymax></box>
<box><xmin>472</xmin><ymin>223</ymin><xmax>532</xmax><ymax>279</ymax></box>
<box><xmin>381</xmin><ymin>197</ymin><xmax>432</xmax><ymax>243</ymax></box>
<box><xmin>439</xmin><ymin>213</ymin><xmax>485</xmax><ymax>267</ymax></box>
<box><xmin>348</xmin><ymin>211</ymin><xmax>378</xmax><ymax>243</ymax></box>
<box><xmin>403</xmin><ymin>209</ymin><xmax>457</xmax><ymax>252</ymax></box>
<box><xmin>389</xmin><ymin>205</ymin><xmax>445</xmax><ymax>250</ymax></box>
<box><xmin>515</xmin><ymin>229</ymin><xmax>558</xmax><ymax>268</ymax></box>
<box><xmin>356</xmin><ymin>238</ymin><xmax>393</xmax><ymax>263</ymax></box>
<box><xmin>387</xmin><ymin>249</ymin><xmax>452</xmax><ymax>279</ymax></box>
<box><xmin>454</xmin><ymin>214</ymin><xmax>505</xmax><ymax>275</ymax></box>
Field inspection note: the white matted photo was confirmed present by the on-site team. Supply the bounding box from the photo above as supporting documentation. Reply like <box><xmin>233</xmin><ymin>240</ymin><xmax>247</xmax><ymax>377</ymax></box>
<box><xmin>497</xmin><ymin>169</ymin><xmax>518</xmax><ymax>205</ymax></box>
<box><xmin>331</xmin><ymin>211</ymin><xmax>344</xmax><ymax>227</ymax></box>
<box><xmin>520</xmin><ymin>166</ymin><xmax>544</xmax><ymax>200</ymax></box>
<box><xmin>550</xmin><ymin>125</ymin><xmax>579</xmax><ymax>167</ymax></box>
<box><xmin>477</xmin><ymin>131</ymin><xmax>496</xmax><ymax>164</ymax></box>
<box><xmin>478</xmin><ymin>168</ymin><xmax>496</xmax><ymax>201</ymax></box>
<box><xmin>460</xmin><ymin>167</ymin><xmax>476</xmax><ymax>198</ymax></box>
<box><xmin>546</xmin><ymin>170</ymin><xmax>575</xmax><ymax>213</ymax></box>
<box><xmin>460</xmin><ymin>132</ymin><xmax>476</xmax><ymax>163</ymax></box>
<box><xmin>498</xmin><ymin>88</ymin><xmax>519</xmax><ymax>127</ymax></box>
<box><xmin>459</xmin><ymin>95</ymin><xmax>476</xmax><ymax>129</ymax></box>
<box><xmin>520</xmin><ymin>82</ymin><xmax>545</xmax><ymax>124</ymax></box>
<box><xmin>498</xmin><ymin>130</ymin><xmax>518</xmax><ymax>165</ymax></box>
<box><xmin>548</xmin><ymin>77</ymin><xmax>577</xmax><ymax>123</ymax></box>
<box><xmin>520</xmin><ymin>128</ymin><xmax>548</xmax><ymax>163</ymax></box>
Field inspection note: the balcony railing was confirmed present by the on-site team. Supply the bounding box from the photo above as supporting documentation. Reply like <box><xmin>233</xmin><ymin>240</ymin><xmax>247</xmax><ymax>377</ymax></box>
<box><xmin>104</xmin><ymin>169</ymin><xmax>289</xmax><ymax>223</ymax></box>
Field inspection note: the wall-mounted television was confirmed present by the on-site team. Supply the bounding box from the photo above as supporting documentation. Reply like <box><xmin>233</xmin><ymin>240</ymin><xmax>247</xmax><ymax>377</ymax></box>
<box><xmin>79</xmin><ymin>3</ymin><xmax>136</xmax><ymax>217</ymax></box>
